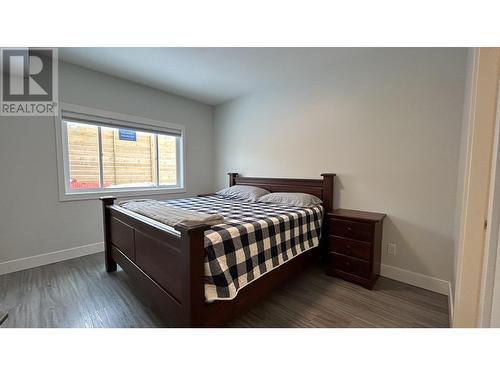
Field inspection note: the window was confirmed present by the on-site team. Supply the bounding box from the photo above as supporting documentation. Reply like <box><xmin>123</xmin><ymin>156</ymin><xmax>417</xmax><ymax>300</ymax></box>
<box><xmin>56</xmin><ymin>104</ymin><xmax>185</xmax><ymax>200</ymax></box>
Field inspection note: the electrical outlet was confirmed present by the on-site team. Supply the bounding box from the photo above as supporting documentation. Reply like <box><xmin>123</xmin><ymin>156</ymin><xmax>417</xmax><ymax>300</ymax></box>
<box><xmin>387</xmin><ymin>243</ymin><xmax>397</xmax><ymax>256</ymax></box>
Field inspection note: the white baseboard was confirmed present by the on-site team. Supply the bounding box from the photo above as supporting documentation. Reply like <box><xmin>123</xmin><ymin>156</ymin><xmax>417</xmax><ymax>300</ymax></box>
<box><xmin>0</xmin><ymin>242</ymin><xmax>104</xmax><ymax>276</ymax></box>
<box><xmin>0</xmin><ymin>245</ymin><xmax>453</xmax><ymax>299</ymax></box>
<box><xmin>380</xmin><ymin>263</ymin><xmax>450</xmax><ymax>296</ymax></box>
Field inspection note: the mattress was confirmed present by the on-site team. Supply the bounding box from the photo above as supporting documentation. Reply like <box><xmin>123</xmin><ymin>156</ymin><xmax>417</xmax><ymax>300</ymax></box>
<box><xmin>164</xmin><ymin>196</ymin><xmax>324</xmax><ymax>302</ymax></box>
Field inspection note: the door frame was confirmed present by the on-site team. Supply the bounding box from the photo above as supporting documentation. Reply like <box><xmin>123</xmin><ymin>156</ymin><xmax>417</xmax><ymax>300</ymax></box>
<box><xmin>478</xmin><ymin>79</ymin><xmax>500</xmax><ymax>327</ymax></box>
<box><xmin>453</xmin><ymin>48</ymin><xmax>500</xmax><ymax>327</ymax></box>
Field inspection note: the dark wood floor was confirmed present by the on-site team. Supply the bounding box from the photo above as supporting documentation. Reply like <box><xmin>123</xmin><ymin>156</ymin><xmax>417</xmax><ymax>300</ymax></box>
<box><xmin>0</xmin><ymin>253</ymin><xmax>449</xmax><ymax>328</ymax></box>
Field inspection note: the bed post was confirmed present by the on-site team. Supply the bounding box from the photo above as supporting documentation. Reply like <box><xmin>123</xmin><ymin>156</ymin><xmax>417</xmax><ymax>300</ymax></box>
<box><xmin>174</xmin><ymin>222</ymin><xmax>211</xmax><ymax>327</ymax></box>
<box><xmin>228</xmin><ymin>172</ymin><xmax>238</xmax><ymax>187</ymax></box>
<box><xmin>320</xmin><ymin>173</ymin><xmax>335</xmax><ymax>213</ymax></box>
<box><xmin>100</xmin><ymin>196</ymin><xmax>117</xmax><ymax>272</ymax></box>
<box><xmin>319</xmin><ymin>174</ymin><xmax>335</xmax><ymax>255</ymax></box>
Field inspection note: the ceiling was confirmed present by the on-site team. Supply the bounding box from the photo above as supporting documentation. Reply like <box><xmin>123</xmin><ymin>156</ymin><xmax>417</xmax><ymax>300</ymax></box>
<box><xmin>59</xmin><ymin>48</ymin><xmax>372</xmax><ymax>105</ymax></box>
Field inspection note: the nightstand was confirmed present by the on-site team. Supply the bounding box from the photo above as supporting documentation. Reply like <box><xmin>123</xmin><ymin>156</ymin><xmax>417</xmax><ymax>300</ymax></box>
<box><xmin>326</xmin><ymin>209</ymin><xmax>386</xmax><ymax>289</ymax></box>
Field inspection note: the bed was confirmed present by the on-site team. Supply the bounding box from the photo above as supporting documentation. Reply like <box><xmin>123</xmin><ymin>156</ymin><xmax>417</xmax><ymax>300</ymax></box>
<box><xmin>100</xmin><ymin>172</ymin><xmax>335</xmax><ymax>327</ymax></box>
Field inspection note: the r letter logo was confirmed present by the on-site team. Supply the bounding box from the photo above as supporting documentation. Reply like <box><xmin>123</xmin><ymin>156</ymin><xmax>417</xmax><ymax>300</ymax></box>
<box><xmin>1</xmin><ymin>48</ymin><xmax>58</xmax><ymax>116</ymax></box>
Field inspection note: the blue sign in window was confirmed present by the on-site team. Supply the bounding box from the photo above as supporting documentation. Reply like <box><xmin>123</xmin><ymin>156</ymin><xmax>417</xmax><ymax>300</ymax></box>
<box><xmin>118</xmin><ymin>129</ymin><xmax>137</xmax><ymax>141</ymax></box>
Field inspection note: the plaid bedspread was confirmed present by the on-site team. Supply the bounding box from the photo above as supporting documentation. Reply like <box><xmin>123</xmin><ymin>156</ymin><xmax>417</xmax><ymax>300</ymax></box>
<box><xmin>164</xmin><ymin>196</ymin><xmax>324</xmax><ymax>302</ymax></box>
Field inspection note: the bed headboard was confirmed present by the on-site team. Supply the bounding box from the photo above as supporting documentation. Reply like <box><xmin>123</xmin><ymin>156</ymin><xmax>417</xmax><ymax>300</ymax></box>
<box><xmin>228</xmin><ymin>172</ymin><xmax>335</xmax><ymax>213</ymax></box>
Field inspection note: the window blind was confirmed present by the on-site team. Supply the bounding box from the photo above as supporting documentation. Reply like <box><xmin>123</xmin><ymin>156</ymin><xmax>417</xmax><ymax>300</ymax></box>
<box><xmin>61</xmin><ymin>110</ymin><xmax>182</xmax><ymax>137</ymax></box>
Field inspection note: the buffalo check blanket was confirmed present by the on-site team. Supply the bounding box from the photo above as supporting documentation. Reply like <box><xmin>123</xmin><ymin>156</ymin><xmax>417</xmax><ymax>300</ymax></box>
<box><xmin>124</xmin><ymin>195</ymin><xmax>324</xmax><ymax>302</ymax></box>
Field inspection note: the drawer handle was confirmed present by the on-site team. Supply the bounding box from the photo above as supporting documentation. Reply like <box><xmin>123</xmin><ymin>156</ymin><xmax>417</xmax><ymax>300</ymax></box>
<box><xmin>346</xmin><ymin>227</ymin><xmax>352</xmax><ymax>231</ymax></box>
<box><xmin>346</xmin><ymin>244</ymin><xmax>352</xmax><ymax>249</ymax></box>
<box><xmin>345</xmin><ymin>261</ymin><xmax>351</xmax><ymax>267</ymax></box>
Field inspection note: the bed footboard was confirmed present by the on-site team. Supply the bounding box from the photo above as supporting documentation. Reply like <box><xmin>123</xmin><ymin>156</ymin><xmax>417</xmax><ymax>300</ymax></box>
<box><xmin>100</xmin><ymin>197</ymin><xmax>209</xmax><ymax>327</ymax></box>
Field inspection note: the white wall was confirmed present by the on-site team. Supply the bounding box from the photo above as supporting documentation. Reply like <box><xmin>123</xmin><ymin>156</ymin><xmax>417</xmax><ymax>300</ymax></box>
<box><xmin>214</xmin><ymin>48</ymin><xmax>468</xmax><ymax>283</ymax></box>
<box><xmin>0</xmin><ymin>62</ymin><xmax>213</xmax><ymax>268</ymax></box>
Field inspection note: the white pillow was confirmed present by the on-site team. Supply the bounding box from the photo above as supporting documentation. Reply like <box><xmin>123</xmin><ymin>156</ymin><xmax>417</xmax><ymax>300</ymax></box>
<box><xmin>216</xmin><ymin>185</ymin><xmax>270</xmax><ymax>202</ymax></box>
<box><xmin>258</xmin><ymin>192</ymin><xmax>323</xmax><ymax>207</ymax></box>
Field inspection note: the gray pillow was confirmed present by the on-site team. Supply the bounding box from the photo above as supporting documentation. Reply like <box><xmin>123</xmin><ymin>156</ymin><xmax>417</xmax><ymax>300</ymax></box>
<box><xmin>216</xmin><ymin>185</ymin><xmax>270</xmax><ymax>202</ymax></box>
<box><xmin>258</xmin><ymin>192</ymin><xmax>323</xmax><ymax>207</ymax></box>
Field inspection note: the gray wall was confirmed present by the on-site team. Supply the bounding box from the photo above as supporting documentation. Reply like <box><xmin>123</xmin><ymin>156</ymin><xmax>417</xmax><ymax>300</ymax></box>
<box><xmin>213</xmin><ymin>48</ymin><xmax>468</xmax><ymax>282</ymax></box>
<box><xmin>0</xmin><ymin>62</ymin><xmax>213</xmax><ymax>263</ymax></box>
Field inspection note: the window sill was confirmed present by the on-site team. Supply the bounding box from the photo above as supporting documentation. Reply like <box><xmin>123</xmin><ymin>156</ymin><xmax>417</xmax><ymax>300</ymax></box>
<box><xmin>59</xmin><ymin>187</ymin><xmax>187</xmax><ymax>202</ymax></box>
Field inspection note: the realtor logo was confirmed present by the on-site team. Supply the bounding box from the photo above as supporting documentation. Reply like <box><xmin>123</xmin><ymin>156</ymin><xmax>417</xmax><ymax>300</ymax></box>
<box><xmin>1</xmin><ymin>47</ymin><xmax>58</xmax><ymax>116</ymax></box>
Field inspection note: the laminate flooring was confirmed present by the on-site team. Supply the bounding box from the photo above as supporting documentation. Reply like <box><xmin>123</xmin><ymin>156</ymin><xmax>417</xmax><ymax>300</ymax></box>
<box><xmin>0</xmin><ymin>253</ymin><xmax>449</xmax><ymax>328</ymax></box>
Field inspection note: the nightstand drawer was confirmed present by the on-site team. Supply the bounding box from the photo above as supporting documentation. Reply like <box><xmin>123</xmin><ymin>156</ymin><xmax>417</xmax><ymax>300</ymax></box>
<box><xmin>329</xmin><ymin>235</ymin><xmax>371</xmax><ymax>260</ymax></box>
<box><xmin>329</xmin><ymin>218</ymin><xmax>373</xmax><ymax>242</ymax></box>
<box><xmin>328</xmin><ymin>253</ymin><xmax>371</xmax><ymax>278</ymax></box>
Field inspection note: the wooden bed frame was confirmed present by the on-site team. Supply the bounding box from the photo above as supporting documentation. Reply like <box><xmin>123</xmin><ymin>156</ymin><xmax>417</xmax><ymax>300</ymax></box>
<box><xmin>100</xmin><ymin>172</ymin><xmax>335</xmax><ymax>327</ymax></box>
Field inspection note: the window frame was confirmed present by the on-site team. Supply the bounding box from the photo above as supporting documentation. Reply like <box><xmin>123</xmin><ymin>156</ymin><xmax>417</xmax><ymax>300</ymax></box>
<box><xmin>55</xmin><ymin>102</ymin><xmax>186</xmax><ymax>201</ymax></box>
